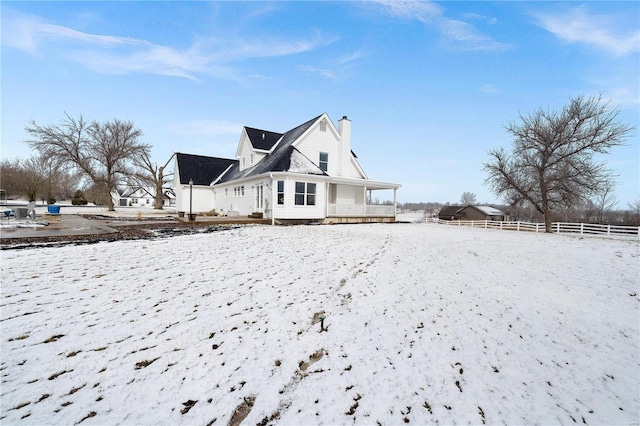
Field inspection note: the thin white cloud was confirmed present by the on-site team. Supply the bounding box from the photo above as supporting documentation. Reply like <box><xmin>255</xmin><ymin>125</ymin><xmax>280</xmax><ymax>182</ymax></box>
<box><xmin>437</xmin><ymin>19</ymin><xmax>510</xmax><ymax>51</ymax></box>
<box><xmin>297</xmin><ymin>65</ymin><xmax>338</xmax><ymax>80</ymax></box>
<box><xmin>337</xmin><ymin>50</ymin><xmax>367</xmax><ymax>66</ymax></box>
<box><xmin>2</xmin><ymin>10</ymin><xmax>145</xmax><ymax>53</ymax></box>
<box><xmin>372</xmin><ymin>0</ymin><xmax>510</xmax><ymax>51</ymax></box>
<box><xmin>297</xmin><ymin>49</ymin><xmax>365</xmax><ymax>81</ymax></box>
<box><xmin>1</xmin><ymin>8</ymin><xmax>337</xmax><ymax>80</ymax></box>
<box><xmin>534</xmin><ymin>6</ymin><xmax>640</xmax><ymax>56</ymax></box>
<box><xmin>372</xmin><ymin>0</ymin><xmax>443</xmax><ymax>23</ymax></box>
<box><xmin>463</xmin><ymin>13</ymin><xmax>498</xmax><ymax>26</ymax></box>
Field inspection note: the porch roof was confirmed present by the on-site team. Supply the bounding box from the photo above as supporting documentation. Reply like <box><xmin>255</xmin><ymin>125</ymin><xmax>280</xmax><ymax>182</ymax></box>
<box><xmin>326</xmin><ymin>176</ymin><xmax>401</xmax><ymax>190</ymax></box>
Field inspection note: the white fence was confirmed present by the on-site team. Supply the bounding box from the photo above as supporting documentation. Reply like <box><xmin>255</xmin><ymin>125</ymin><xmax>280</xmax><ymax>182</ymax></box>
<box><xmin>427</xmin><ymin>218</ymin><xmax>639</xmax><ymax>239</ymax></box>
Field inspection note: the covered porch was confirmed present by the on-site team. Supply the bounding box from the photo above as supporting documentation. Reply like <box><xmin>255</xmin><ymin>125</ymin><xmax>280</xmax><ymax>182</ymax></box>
<box><xmin>326</xmin><ymin>178</ymin><xmax>400</xmax><ymax>223</ymax></box>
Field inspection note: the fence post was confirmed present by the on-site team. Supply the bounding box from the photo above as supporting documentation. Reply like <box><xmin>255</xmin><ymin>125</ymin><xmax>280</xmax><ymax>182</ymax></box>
<box><xmin>580</xmin><ymin>223</ymin><xmax>584</xmax><ymax>235</ymax></box>
<box><xmin>555</xmin><ymin>223</ymin><xmax>560</xmax><ymax>234</ymax></box>
<box><xmin>485</xmin><ymin>220</ymin><xmax>487</xmax><ymax>229</ymax></box>
<box><xmin>607</xmin><ymin>225</ymin><xmax>610</xmax><ymax>236</ymax></box>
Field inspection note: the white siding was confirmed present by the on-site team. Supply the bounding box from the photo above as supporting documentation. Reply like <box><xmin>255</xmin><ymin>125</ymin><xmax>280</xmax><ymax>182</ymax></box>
<box><xmin>214</xmin><ymin>178</ymin><xmax>272</xmax><ymax>216</ymax></box>
<box><xmin>271</xmin><ymin>175</ymin><xmax>325</xmax><ymax>220</ymax></box>
<box><xmin>237</xmin><ymin>133</ymin><xmax>254</xmax><ymax>171</ymax></box>
<box><xmin>176</xmin><ymin>185</ymin><xmax>215</xmax><ymax>213</ymax></box>
<box><xmin>295</xmin><ymin>120</ymin><xmax>365</xmax><ymax>179</ymax></box>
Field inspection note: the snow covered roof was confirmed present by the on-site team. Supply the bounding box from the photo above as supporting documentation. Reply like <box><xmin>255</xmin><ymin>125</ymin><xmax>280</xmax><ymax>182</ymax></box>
<box><xmin>472</xmin><ymin>205</ymin><xmax>505</xmax><ymax>216</ymax></box>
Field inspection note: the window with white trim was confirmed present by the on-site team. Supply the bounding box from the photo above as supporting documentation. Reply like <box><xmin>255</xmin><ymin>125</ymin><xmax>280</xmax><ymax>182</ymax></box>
<box><xmin>319</xmin><ymin>152</ymin><xmax>328</xmax><ymax>172</ymax></box>
<box><xmin>277</xmin><ymin>181</ymin><xmax>284</xmax><ymax>205</ymax></box>
<box><xmin>295</xmin><ymin>182</ymin><xmax>316</xmax><ymax>206</ymax></box>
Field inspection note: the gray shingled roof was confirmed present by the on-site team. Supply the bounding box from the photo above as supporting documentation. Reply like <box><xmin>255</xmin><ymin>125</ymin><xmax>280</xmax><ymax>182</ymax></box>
<box><xmin>244</xmin><ymin>127</ymin><xmax>283</xmax><ymax>151</ymax></box>
<box><xmin>219</xmin><ymin>114</ymin><xmax>326</xmax><ymax>183</ymax></box>
<box><xmin>175</xmin><ymin>153</ymin><xmax>238</xmax><ymax>186</ymax></box>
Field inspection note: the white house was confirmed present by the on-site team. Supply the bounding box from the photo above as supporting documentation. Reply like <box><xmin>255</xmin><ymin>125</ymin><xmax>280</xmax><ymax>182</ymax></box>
<box><xmin>114</xmin><ymin>186</ymin><xmax>175</xmax><ymax>207</ymax></box>
<box><xmin>174</xmin><ymin>114</ymin><xmax>401</xmax><ymax>224</ymax></box>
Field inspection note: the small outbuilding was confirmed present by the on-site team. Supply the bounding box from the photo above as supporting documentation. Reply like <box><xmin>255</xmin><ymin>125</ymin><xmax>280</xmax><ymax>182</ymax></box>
<box><xmin>438</xmin><ymin>205</ymin><xmax>508</xmax><ymax>221</ymax></box>
<box><xmin>459</xmin><ymin>205</ymin><xmax>508</xmax><ymax>221</ymax></box>
<box><xmin>438</xmin><ymin>205</ymin><xmax>464</xmax><ymax>221</ymax></box>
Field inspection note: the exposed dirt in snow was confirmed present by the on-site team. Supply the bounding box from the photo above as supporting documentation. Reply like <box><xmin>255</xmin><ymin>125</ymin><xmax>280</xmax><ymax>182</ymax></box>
<box><xmin>1</xmin><ymin>223</ymin><xmax>638</xmax><ymax>425</ymax></box>
<box><xmin>0</xmin><ymin>220</ymin><xmax>241</xmax><ymax>250</ymax></box>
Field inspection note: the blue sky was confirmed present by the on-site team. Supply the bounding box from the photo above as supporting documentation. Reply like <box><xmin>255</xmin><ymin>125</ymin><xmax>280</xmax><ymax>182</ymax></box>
<box><xmin>2</xmin><ymin>1</ymin><xmax>638</xmax><ymax>205</ymax></box>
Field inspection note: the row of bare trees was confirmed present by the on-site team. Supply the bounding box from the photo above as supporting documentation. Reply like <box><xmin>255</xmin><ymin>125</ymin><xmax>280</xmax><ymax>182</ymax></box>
<box><xmin>1</xmin><ymin>113</ymin><xmax>173</xmax><ymax>211</ymax></box>
<box><xmin>0</xmin><ymin>155</ymin><xmax>77</xmax><ymax>204</ymax></box>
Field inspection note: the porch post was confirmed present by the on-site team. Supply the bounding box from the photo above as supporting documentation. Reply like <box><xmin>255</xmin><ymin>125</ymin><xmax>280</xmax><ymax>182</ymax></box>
<box><xmin>271</xmin><ymin>176</ymin><xmax>276</xmax><ymax>226</ymax></box>
<box><xmin>364</xmin><ymin>186</ymin><xmax>367</xmax><ymax>217</ymax></box>
<box><xmin>393</xmin><ymin>188</ymin><xmax>397</xmax><ymax>218</ymax></box>
<box><xmin>325</xmin><ymin>181</ymin><xmax>329</xmax><ymax>219</ymax></box>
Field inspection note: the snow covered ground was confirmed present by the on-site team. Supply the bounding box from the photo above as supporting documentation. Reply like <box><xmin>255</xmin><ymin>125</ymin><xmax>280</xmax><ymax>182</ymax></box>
<box><xmin>1</xmin><ymin>223</ymin><xmax>638</xmax><ymax>425</ymax></box>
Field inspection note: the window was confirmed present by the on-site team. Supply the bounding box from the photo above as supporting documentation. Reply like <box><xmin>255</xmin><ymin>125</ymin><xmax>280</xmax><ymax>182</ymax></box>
<box><xmin>295</xmin><ymin>182</ymin><xmax>316</xmax><ymax>206</ymax></box>
<box><xmin>233</xmin><ymin>186</ymin><xmax>245</xmax><ymax>197</ymax></box>
<box><xmin>250</xmin><ymin>154</ymin><xmax>254</xmax><ymax>165</ymax></box>
<box><xmin>277</xmin><ymin>181</ymin><xmax>284</xmax><ymax>205</ymax></box>
<box><xmin>225</xmin><ymin>188</ymin><xmax>228</xmax><ymax>198</ymax></box>
<box><xmin>319</xmin><ymin>152</ymin><xmax>328</xmax><ymax>172</ymax></box>
<box><xmin>319</xmin><ymin>121</ymin><xmax>327</xmax><ymax>132</ymax></box>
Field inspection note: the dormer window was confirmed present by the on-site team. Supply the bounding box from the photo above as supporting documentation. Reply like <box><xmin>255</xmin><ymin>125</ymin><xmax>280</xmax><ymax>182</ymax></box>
<box><xmin>319</xmin><ymin>152</ymin><xmax>328</xmax><ymax>172</ymax></box>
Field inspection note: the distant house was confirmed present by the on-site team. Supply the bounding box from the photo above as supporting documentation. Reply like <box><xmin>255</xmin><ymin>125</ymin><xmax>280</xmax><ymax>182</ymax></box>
<box><xmin>174</xmin><ymin>113</ymin><xmax>401</xmax><ymax>224</ymax></box>
<box><xmin>114</xmin><ymin>186</ymin><xmax>175</xmax><ymax>207</ymax></box>
<box><xmin>438</xmin><ymin>205</ymin><xmax>508</xmax><ymax>221</ymax></box>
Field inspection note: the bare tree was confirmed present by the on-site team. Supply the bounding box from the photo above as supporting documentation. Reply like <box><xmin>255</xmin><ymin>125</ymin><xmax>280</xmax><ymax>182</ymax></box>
<box><xmin>3</xmin><ymin>157</ymin><xmax>47</xmax><ymax>202</ymax></box>
<box><xmin>1</xmin><ymin>155</ymin><xmax>54</xmax><ymax>202</ymax></box>
<box><xmin>629</xmin><ymin>200</ymin><xmax>640</xmax><ymax>226</ymax></box>
<box><xmin>483</xmin><ymin>94</ymin><xmax>634</xmax><ymax>232</ymax></box>
<box><xmin>459</xmin><ymin>192</ymin><xmax>477</xmax><ymax>205</ymax></box>
<box><xmin>132</xmin><ymin>152</ymin><xmax>175</xmax><ymax>209</ymax></box>
<box><xmin>1</xmin><ymin>155</ymin><xmax>79</xmax><ymax>202</ymax></box>
<box><xmin>590</xmin><ymin>180</ymin><xmax>618</xmax><ymax>223</ymax></box>
<box><xmin>26</xmin><ymin>113</ymin><xmax>150</xmax><ymax>211</ymax></box>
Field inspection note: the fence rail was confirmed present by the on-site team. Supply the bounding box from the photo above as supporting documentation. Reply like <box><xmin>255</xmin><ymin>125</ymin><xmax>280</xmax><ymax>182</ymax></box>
<box><xmin>426</xmin><ymin>218</ymin><xmax>639</xmax><ymax>239</ymax></box>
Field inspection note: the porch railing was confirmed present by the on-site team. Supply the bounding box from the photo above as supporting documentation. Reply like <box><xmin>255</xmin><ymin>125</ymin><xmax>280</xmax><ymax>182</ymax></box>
<box><xmin>328</xmin><ymin>204</ymin><xmax>395</xmax><ymax>217</ymax></box>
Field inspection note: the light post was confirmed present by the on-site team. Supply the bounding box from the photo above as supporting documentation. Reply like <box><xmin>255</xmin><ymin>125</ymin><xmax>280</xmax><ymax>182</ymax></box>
<box><xmin>189</xmin><ymin>179</ymin><xmax>193</xmax><ymax>221</ymax></box>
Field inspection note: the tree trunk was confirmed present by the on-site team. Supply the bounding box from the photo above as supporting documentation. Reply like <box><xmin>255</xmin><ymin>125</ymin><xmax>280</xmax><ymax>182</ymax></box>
<box><xmin>154</xmin><ymin>166</ymin><xmax>164</xmax><ymax>210</ymax></box>
<box><xmin>107</xmin><ymin>195</ymin><xmax>115</xmax><ymax>211</ymax></box>
<box><xmin>544</xmin><ymin>212</ymin><xmax>552</xmax><ymax>233</ymax></box>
